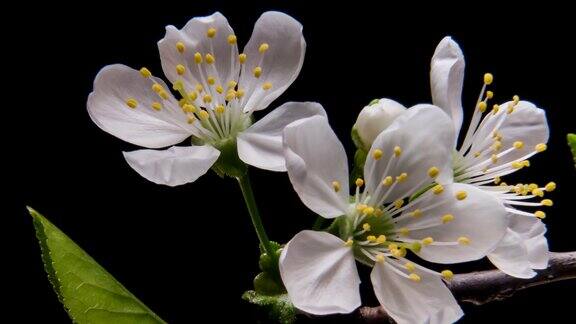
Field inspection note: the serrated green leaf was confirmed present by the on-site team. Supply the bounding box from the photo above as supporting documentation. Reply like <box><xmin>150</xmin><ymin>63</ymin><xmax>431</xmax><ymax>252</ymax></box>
<box><xmin>29</xmin><ymin>207</ymin><xmax>166</xmax><ymax>324</ymax></box>
<box><xmin>242</xmin><ymin>290</ymin><xmax>296</xmax><ymax>324</ymax></box>
<box><xmin>568</xmin><ymin>133</ymin><xmax>576</xmax><ymax>167</ymax></box>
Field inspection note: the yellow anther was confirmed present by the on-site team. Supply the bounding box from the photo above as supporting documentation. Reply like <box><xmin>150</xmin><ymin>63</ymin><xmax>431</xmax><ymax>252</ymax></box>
<box><xmin>455</xmin><ymin>191</ymin><xmax>467</xmax><ymax>200</ymax></box>
<box><xmin>396</xmin><ymin>173</ymin><xmax>408</xmax><ymax>182</ymax></box>
<box><xmin>442</xmin><ymin>214</ymin><xmax>455</xmax><ymax>224</ymax></box>
<box><xmin>225</xmin><ymin>90</ymin><xmax>237</xmax><ymax>101</ymax></box>
<box><xmin>188</xmin><ymin>91</ymin><xmax>198</xmax><ymax>101</ymax></box>
<box><xmin>178</xmin><ymin>99</ymin><xmax>186</xmax><ymax>107</ymax></box>
<box><xmin>474</xmin><ymin>151</ymin><xmax>481</xmax><ymax>158</ymax></box>
<box><xmin>513</xmin><ymin>95</ymin><xmax>520</xmax><ymax>105</ymax></box>
<box><xmin>478</xmin><ymin>101</ymin><xmax>487</xmax><ymax>112</ymax></box>
<box><xmin>239</xmin><ymin>53</ymin><xmax>247</xmax><ymax>64</ymax></box>
<box><xmin>500</xmin><ymin>182</ymin><xmax>508</xmax><ymax>187</ymax></box>
<box><xmin>125</xmin><ymin>98</ymin><xmax>138</xmax><ymax>109</ymax></box>
<box><xmin>262</xmin><ymin>82</ymin><xmax>273</xmax><ymax>90</ymax></box>
<box><xmin>428</xmin><ymin>166</ymin><xmax>439</xmax><ymax>178</ymax></box>
<box><xmin>362</xmin><ymin>223</ymin><xmax>371</xmax><ymax>231</ymax></box>
<box><xmin>399</xmin><ymin>227</ymin><xmax>410</xmax><ymax>236</ymax></box>
<box><xmin>457</xmin><ymin>236</ymin><xmax>471</xmax><ymax>245</ymax></box>
<box><xmin>182</xmin><ymin>104</ymin><xmax>196</xmax><ymax>113</ymax></box>
<box><xmin>176</xmin><ymin>64</ymin><xmax>186</xmax><ymax>75</ymax></box>
<box><xmin>410</xmin><ymin>209</ymin><xmax>422</xmax><ymax>218</ymax></box>
<box><xmin>158</xmin><ymin>90</ymin><xmax>169</xmax><ymax>100</ymax></box>
<box><xmin>382</xmin><ymin>176</ymin><xmax>393</xmax><ymax>186</ymax></box>
<box><xmin>198</xmin><ymin>110</ymin><xmax>210</xmax><ymax>120</ymax></box>
<box><xmin>367</xmin><ymin>235</ymin><xmax>376</xmax><ymax>242</ymax></box>
<box><xmin>227</xmin><ymin>80</ymin><xmax>237</xmax><ymax>89</ymax></box>
<box><xmin>376</xmin><ymin>235</ymin><xmax>387</xmax><ymax>244</ymax></box>
<box><xmin>172</xmin><ymin>80</ymin><xmax>184</xmax><ymax>91</ymax></box>
<box><xmin>492</xmin><ymin>104</ymin><xmax>500</xmax><ymax>114</ymax></box>
<box><xmin>394</xmin><ymin>199</ymin><xmax>404</xmax><ymax>209</ymax></box>
<box><xmin>374</xmin><ymin>208</ymin><xmax>384</xmax><ymax>217</ymax></box>
<box><xmin>388</xmin><ymin>243</ymin><xmax>398</xmax><ymax>251</ymax></box>
<box><xmin>372</xmin><ymin>149</ymin><xmax>383</xmax><ymax>160</ymax></box>
<box><xmin>364</xmin><ymin>207</ymin><xmax>375</xmax><ymax>215</ymax></box>
<box><xmin>236</xmin><ymin>88</ymin><xmax>245</xmax><ymax>98</ymax></box>
<box><xmin>356</xmin><ymin>204</ymin><xmax>367</xmax><ymax>211</ymax></box>
<box><xmin>405</xmin><ymin>262</ymin><xmax>416</xmax><ymax>272</ymax></box>
<box><xmin>394</xmin><ymin>146</ymin><xmax>402</xmax><ymax>157</ymax></box>
<box><xmin>344</xmin><ymin>239</ymin><xmax>354</xmax><ymax>247</ymax></box>
<box><xmin>507</xmin><ymin>105</ymin><xmax>515</xmax><ymax>114</ymax></box>
<box><xmin>187</xmin><ymin>115</ymin><xmax>196</xmax><ymax>124</ymax></box>
<box><xmin>332</xmin><ymin>181</ymin><xmax>341</xmax><ymax>192</ymax></box>
<box><xmin>409</xmin><ymin>273</ymin><xmax>421</xmax><ymax>282</ymax></box>
<box><xmin>194</xmin><ymin>52</ymin><xmax>203</xmax><ymax>64</ymax></box>
<box><xmin>523</xmin><ymin>160</ymin><xmax>530</xmax><ymax>167</ymax></box>
<box><xmin>491</xmin><ymin>154</ymin><xmax>498</xmax><ymax>164</ymax></box>
<box><xmin>534</xmin><ymin>211</ymin><xmax>546</xmax><ymax>219</ymax></box>
<box><xmin>528</xmin><ymin>183</ymin><xmax>538</xmax><ymax>190</ymax></box>
<box><xmin>441</xmin><ymin>270</ymin><xmax>454</xmax><ymax>280</ymax></box>
<box><xmin>216</xmin><ymin>85</ymin><xmax>224</xmax><ymax>94</ymax></box>
<box><xmin>541</xmin><ymin>199</ymin><xmax>553</xmax><ymax>207</ymax></box>
<box><xmin>151</xmin><ymin>102</ymin><xmax>162</xmax><ymax>111</ymax></box>
<box><xmin>205</xmin><ymin>53</ymin><xmax>215</xmax><ymax>64</ymax></box>
<box><xmin>432</xmin><ymin>184</ymin><xmax>444</xmax><ymax>195</ymax></box>
<box><xmin>195</xmin><ymin>84</ymin><xmax>204</xmax><ymax>92</ymax></box>
<box><xmin>393</xmin><ymin>247</ymin><xmax>407</xmax><ymax>258</ymax></box>
<box><xmin>535</xmin><ymin>143</ymin><xmax>547</xmax><ymax>153</ymax></box>
<box><xmin>207</xmin><ymin>76</ymin><xmax>216</xmax><ymax>85</ymax></box>
<box><xmin>545</xmin><ymin>182</ymin><xmax>556</xmax><ymax>192</ymax></box>
<box><xmin>152</xmin><ymin>83</ymin><xmax>164</xmax><ymax>93</ymax></box>
<box><xmin>355</xmin><ymin>178</ymin><xmax>364</xmax><ymax>187</ymax></box>
<box><xmin>494</xmin><ymin>176</ymin><xmax>502</xmax><ymax>185</ymax></box>
<box><xmin>203</xmin><ymin>94</ymin><xmax>212</xmax><ymax>104</ymax></box>
<box><xmin>532</xmin><ymin>188</ymin><xmax>544</xmax><ymax>197</ymax></box>
<box><xmin>493</xmin><ymin>140</ymin><xmax>503</xmax><ymax>151</ymax></box>
<box><xmin>215</xmin><ymin>105</ymin><xmax>225</xmax><ymax>114</ymax></box>
<box><xmin>259</xmin><ymin>43</ymin><xmax>269</xmax><ymax>53</ymax></box>
<box><xmin>484</xmin><ymin>73</ymin><xmax>494</xmax><ymax>85</ymax></box>
<box><xmin>375</xmin><ymin>254</ymin><xmax>385</xmax><ymax>263</ymax></box>
<box><xmin>513</xmin><ymin>141</ymin><xmax>524</xmax><ymax>149</ymax></box>
<box><xmin>253</xmin><ymin>66</ymin><xmax>262</xmax><ymax>78</ymax></box>
<box><xmin>207</xmin><ymin>27</ymin><xmax>216</xmax><ymax>38</ymax></box>
<box><xmin>486</xmin><ymin>90</ymin><xmax>494</xmax><ymax>99</ymax></box>
<box><xmin>422</xmin><ymin>237</ymin><xmax>434</xmax><ymax>245</ymax></box>
<box><xmin>176</xmin><ymin>41</ymin><xmax>185</xmax><ymax>53</ymax></box>
<box><xmin>511</xmin><ymin>161</ymin><xmax>524</xmax><ymax>169</ymax></box>
<box><xmin>227</xmin><ymin>34</ymin><xmax>237</xmax><ymax>44</ymax></box>
<box><xmin>139</xmin><ymin>67</ymin><xmax>152</xmax><ymax>78</ymax></box>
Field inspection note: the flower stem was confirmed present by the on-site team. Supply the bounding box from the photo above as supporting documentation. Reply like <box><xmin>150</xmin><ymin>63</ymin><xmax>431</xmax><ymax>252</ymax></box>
<box><xmin>236</xmin><ymin>172</ymin><xmax>275</xmax><ymax>259</ymax></box>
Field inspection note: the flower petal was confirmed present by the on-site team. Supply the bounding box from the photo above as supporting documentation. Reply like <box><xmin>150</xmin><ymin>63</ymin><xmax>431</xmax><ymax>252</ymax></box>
<box><xmin>283</xmin><ymin>116</ymin><xmax>349</xmax><ymax>218</ymax></box>
<box><xmin>279</xmin><ymin>230</ymin><xmax>361</xmax><ymax>315</ymax></box>
<box><xmin>469</xmin><ymin>100</ymin><xmax>549</xmax><ymax>167</ymax></box>
<box><xmin>88</xmin><ymin>64</ymin><xmax>195</xmax><ymax>148</ymax></box>
<box><xmin>158</xmin><ymin>12</ymin><xmax>240</xmax><ymax>95</ymax></box>
<box><xmin>237</xmin><ymin>102</ymin><xmax>327</xmax><ymax>171</ymax></box>
<box><xmin>123</xmin><ymin>145</ymin><xmax>220</xmax><ymax>186</ymax></box>
<box><xmin>238</xmin><ymin>11</ymin><xmax>305</xmax><ymax>112</ymax></box>
<box><xmin>403</xmin><ymin>183</ymin><xmax>508</xmax><ymax>263</ymax></box>
<box><xmin>508</xmin><ymin>215</ymin><xmax>549</xmax><ymax>269</ymax></box>
<box><xmin>430</xmin><ymin>36</ymin><xmax>465</xmax><ymax>137</ymax></box>
<box><xmin>365</xmin><ymin>105</ymin><xmax>455</xmax><ymax>205</ymax></box>
<box><xmin>371</xmin><ymin>260</ymin><xmax>463</xmax><ymax>324</ymax></box>
<box><xmin>488</xmin><ymin>228</ymin><xmax>536</xmax><ymax>278</ymax></box>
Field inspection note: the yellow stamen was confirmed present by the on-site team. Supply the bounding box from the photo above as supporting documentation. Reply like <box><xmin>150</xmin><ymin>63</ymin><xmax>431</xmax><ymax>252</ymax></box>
<box><xmin>207</xmin><ymin>76</ymin><xmax>215</xmax><ymax>85</ymax></box>
<box><xmin>541</xmin><ymin>199</ymin><xmax>553</xmax><ymax>206</ymax></box>
<box><xmin>239</xmin><ymin>53</ymin><xmax>247</xmax><ymax>64</ymax></box>
<box><xmin>455</xmin><ymin>191</ymin><xmax>467</xmax><ymax>200</ymax></box>
<box><xmin>227</xmin><ymin>80</ymin><xmax>237</xmax><ymax>89</ymax></box>
<box><xmin>532</xmin><ymin>188</ymin><xmax>544</xmax><ymax>197</ymax></box>
<box><xmin>534</xmin><ymin>211</ymin><xmax>546</xmax><ymax>219</ymax></box>
<box><xmin>195</xmin><ymin>84</ymin><xmax>204</xmax><ymax>93</ymax></box>
<box><xmin>176</xmin><ymin>64</ymin><xmax>186</xmax><ymax>75</ymax></box>
<box><xmin>194</xmin><ymin>52</ymin><xmax>203</xmax><ymax>64</ymax></box>
<box><xmin>176</xmin><ymin>41</ymin><xmax>185</xmax><ymax>53</ymax></box>
<box><xmin>225</xmin><ymin>90</ymin><xmax>237</xmax><ymax>101</ymax></box>
<box><xmin>158</xmin><ymin>91</ymin><xmax>169</xmax><ymax>100</ymax></box>
<box><xmin>253</xmin><ymin>66</ymin><xmax>262</xmax><ymax>78</ymax></box>
<box><xmin>139</xmin><ymin>67</ymin><xmax>152</xmax><ymax>78</ymax></box>
<box><xmin>198</xmin><ymin>110</ymin><xmax>210</xmax><ymax>120</ymax></box>
<box><xmin>355</xmin><ymin>178</ymin><xmax>364</xmax><ymax>187</ymax></box>
<box><xmin>441</xmin><ymin>270</ymin><xmax>454</xmax><ymax>280</ymax></box>
<box><xmin>486</xmin><ymin>90</ymin><xmax>494</xmax><ymax>99</ymax></box>
<box><xmin>409</xmin><ymin>273</ymin><xmax>421</xmax><ymax>282</ymax></box>
<box><xmin>492</xmin><ymin>104</ymin><xmax>500</xmax><ymax>114</ymax></box>
<box><xmin>513</xmin><ymin>141</ymin><xmax>524</xmax><ymax>149</ymax></box>
<box><xmin>396</xmin><ymin>173</ymin><xmax>408</xmax><ymax>182</ymax></box>
<box><xmin>151</xmin><ymin>102</ymin><xmax>162</xmax><ymax>111</ymax></box>
<box><xmin>410</xmin><ymin>209</ymin><xmax>422</xmax><ymax>218</ymax></box>
<box><xmin>188</xmin><ymin>91</ymin><xmax>198</xmax><ymax>101</ymax></box>
<box><xmin>545</xmin><ymin>182</ymin><xmax>556</xmax><ymax>192</ymax></box>
<box><xmin>125</xmin><ymin>98</ymin><xmax>138</xmax><ymax>109</ymax></box>
<box><xmin>394</xmin><ymin>146</ymin><xmax>402</xmax><ymax>157</ymax></box>
<box><xmin>207</xmin><ymin>27</ymin><xmax>216</xmax><ymax>38</ymax></box>
<box><xmin>394</xmin><ymin>199</ymin><xmax>404</xmax><ymax>209</ymax></box>
<box><xmin>432</xmin><ymin>184</ymin><xmax>444</xmax><ymax>195</ymax></box>
<box><xmin>187</xmin><ymin>115</ymin><xmax>196</xmax><ymax>124</ymax></box>
<box><xmin>258</xmin><ymin>43</ymin><xmax>269</xmax><ymax>53</ymax></box>
<box><xmin>205</xmin><ymin>53</ymin><xmax>215</xmax><ymax>64</ymax></box>
<box><xmin>203</xmin><ymin>94</ymin><xmax>212</xmax><ymax>104</ymax></box>
<box><xmin>382</xmin><ymin>176</ymin><xmax>393</xmax><ymax>186</ymax></box>
<box><xmin>182</xmin><ymin>104</ymin><xmax>196</xmax><ymax>113</ymax></box>
<box><xmin>457</xmin><ymin>237</ymin><xmax>471</xmax><ymax>245</ymax></box>
<box><xmin>215</xmin><ymin>105</ymin><xmax>225</xmax><ymax>114</ymax></box>
<box><xmin>216</xmin><ymin>85</ymin><xmax>224</xmax><ymax>94</ymax></box>
<box><xmin>362</xmin><ymin>223</ymin><xmax>371</xmax><ymax>231</ymax></box>
<box><xmin>405</xmin><ymin>262</ymin><xmax>416</xmax><ymax>272</ymax></box>
<box><xmin>478</xmin><ymin>101</ymin><xmax>487</xmax><ymax>112</ymax></box>
<box><xmin>399</xmin><ymin>227</ymin><xmax>410</xmax><ymax>236</ymax></box>
<box><xmin>344</xmin><ymin>239</ymin><xmax>354</xmax><ymax>247</ymax></box>
<box><xmin>513</xmin><ymin>95</ymin><xmax>520</xmax><ymax>105</ymax></box>
<box><xmin>376</xmin><ymin>235</ymin><xmax>386</xmax><ymax>244</ymax></box>
<box><xmin>494</xmin><ymin>176</ymin><xmax>501</xmax><ymax>184</ymax></box>
<box><xmin>422</xmin><ymin>237</ymin><xmax>434</xmax><ymax>245</ymax></box>
<box><xmin>441</xmin><ymin>214</ymin><xmax>454</xmax><ymax>224</ymax></box>
<box><xmin>372</xmin><ymin>149</ymin><xmax>383</xmax><ymax>160</ymax></box>
<box><xmin>512</xmin><ymin>161</ymin><xmax>524</xmax><ymax>169</ymax></box>
<box><xmin>484</xmin><ymin>73</ymin><xmax>493</xmax><ymax>85</ymax></box>
<box><xmin>428</xmin><ymin>166</ymin><xmax>439</xmax><ymax>178</ymax></box>
<box><xmin>375</xmin><ymin>254</ymin><xmax>385</xmax><ymax>263</ymax></box>
<box><xmin>332</xmin><ymin>181</ymin><xmax>341</xmax><ymax>192</ymax></box>
<box><xmin>535</xmin><ymin>143</ymin><xmax>547</xmax><ymax>153</ymax></box>
<box><xmin>236</xmin><ymin>89</ymin><xmax>245</xmax><ymax>98</ymax></box>
<box><xmin>388</xmin><ymin>243</ymin><xmax>398</xmax><ymax>251</ymax></box>
<box><xmin>364</xmin><ymin>207</ymin><xmax>375</xmax><ymax>215</ymax></box>
<box><xmin>367</xmin><ymin>235</ymin><xmax>376</xmax><ymax>242</ymax></box>
<box><xmin>262</xmin><ymin>82</ymin><xmax>272</xmax><ymax>90</ymax></box>
<box><xmin>152</xmin><ymin>83</ymin><xmax>164</xmax><ymax>93</ymax></box>
<box><xmin>227</xmin><ymin>34</ymin><xmax>237</xmax><ymax>44</ymax></box>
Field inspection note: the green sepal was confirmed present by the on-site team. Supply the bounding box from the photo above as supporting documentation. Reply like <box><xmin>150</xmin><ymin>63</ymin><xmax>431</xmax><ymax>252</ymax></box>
<box><xmin>568</xmin><ymin>133</ymin><xmax>576</xmax><ymax>168</ymax></box>
<box><xmin>254</xmin><ymin>272</ymin><xmax>285</xmax><ymax>296</ymax></box>
<box><xmin>351</xmin><ymin>127</ymin><xmax>367</xmax><ymax>151</ymax></box>
<box><xmin>242</xmin><ymin>291</ymin><xmax>296</xmax><ymax>324</ymax></box>
<box><xmin>210</xmin><ymin>138</ymin><xmax>247</xmax><ymax>178</ymax></box>
<box><xmin>350</xmin><ymin>148</ymin><xmax>368</xmax><ymax>183</ymax></box>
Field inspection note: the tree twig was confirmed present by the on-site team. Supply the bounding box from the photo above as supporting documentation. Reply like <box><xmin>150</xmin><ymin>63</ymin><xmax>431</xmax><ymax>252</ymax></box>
<box><xmin>357</xmin><ymin>252</ymin><xmax>576</xmax><ymax>323</ymax></box>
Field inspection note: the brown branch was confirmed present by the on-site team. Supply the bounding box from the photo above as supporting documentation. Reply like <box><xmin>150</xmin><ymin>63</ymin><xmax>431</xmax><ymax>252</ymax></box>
<box><xmin>357</xmin><ymin>251</ymin><xmax>576</xmax><ymax>323</ymax></box>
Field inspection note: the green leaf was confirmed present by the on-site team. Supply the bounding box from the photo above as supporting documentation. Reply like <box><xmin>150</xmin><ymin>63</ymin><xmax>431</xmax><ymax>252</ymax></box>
<box><xmin>568</xmin><ymin>133</ymin><xmax>576</xmax><ymax>167</ymax></box>
<box><xmin>242</xmin><ymin>290</ymin><xmax>296</xmax><ymax>324</ymax></box>
<box><xmin>28</xmin><ymin>207</ymin><xmax>166</xmax><ymax>324</ymax></box>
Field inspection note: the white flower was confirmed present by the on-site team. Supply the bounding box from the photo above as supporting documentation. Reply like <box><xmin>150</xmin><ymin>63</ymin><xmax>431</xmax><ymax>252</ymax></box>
<box><xmin>430</xmin><ymin>36</ymin><xmax>551</xmax><ymax>278</ymax></box>
<box><xmin>353</xmin><ymin>98</ymin><xmax>406</xmax><ymax>149</ymax></box>
<box><xmin>279</xmin><ymin>106</ymin><xmax>508</xmax><ymax>323</ymax></box>
<box><xmin>88</xmin><ymin>12</ymin><xmax>325</xmax><ymax>186</ymax></box>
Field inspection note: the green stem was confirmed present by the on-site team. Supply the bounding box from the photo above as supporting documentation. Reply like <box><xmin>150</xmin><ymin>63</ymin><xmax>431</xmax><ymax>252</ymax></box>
<box><xmin>237</xmin><ymin>172</ymin><xmax>275</xmax><ymax>259</ymax></box>
<box><xmin>312</xmin><ymin>215</ymin><xmax>325</xmax><ymax>230</ymax></box>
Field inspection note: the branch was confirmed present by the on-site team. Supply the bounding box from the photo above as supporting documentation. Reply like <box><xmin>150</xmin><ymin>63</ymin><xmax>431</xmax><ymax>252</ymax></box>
<box><xmin>357</xmin><ymin>251</ymin><xmax>576</xmax><ymax>323</ymax></box>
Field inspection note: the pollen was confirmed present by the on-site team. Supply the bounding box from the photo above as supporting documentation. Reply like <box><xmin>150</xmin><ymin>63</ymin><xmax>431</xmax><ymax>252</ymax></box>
<box><xmin>236</xmin><ymin>89</ymin><xmax>245</xmax><ymax>98</ymax></box>
<box><xmin>484</xmin><ymin>73</ymin><xmax>493</xmax><ymax>85</ymax></box>
<box><xmin>545</xmin><ymin>182</ymin><xmax>556</xmax><ymax>192</ymax></box>
<box><xmin>205</xmin><ymin>53</ymin><xmax>215</xmax><ymax>64</ymax></box>
<box><xmin>405</xmin><ymin>262</ymin><xmax>416</xmax><ymax>272</ymax></box>
<box><xmin>422</xmin><ymin>237</ymin><xmax>434</xmax><ymax>245</ymax></box>
<box><xmin>535</xmin><ymin>143</ymin><xmax>547</xmax><ymax>153</ymax></box>
<box><xmin>410</xmin><ymin>209</ymin><xmax>422</xmax><ymax>218</ymax></box>
<box><xmin>455</xmin><ymin>191</ymin><xmax>467</xmax><ymax>200</ymax></box>
<box><xmin>428</xmin><ymin>166</ymin><xmax>439</xmax><ymax>178</ymax></box>
<box><xmin>534</xmin><ymin>211</ymin><xmax>546</xmax><ymax>219</ymax></box>
<box><xmin>187</xmin><ymin>115</ymin><xmax>196</xmax><ymax>124</ymax></box>
<box><xmin>344</xmin><ymin>239</ymin><xmax>354</xmax><ymax>247</ymax></box>
<box><xmin>486</xmin><ymin>90</ymin><xmax>494</xmax><ymax>99</ymax></box>
<box><xmin>195</xmin><ymin>84</ymin><xmax>204</xmax><ymax>92</ymax></box>
<box><xmin>176</xmin><ymin>64</ymin><xmax>186</xmax><ymax>75</ymax></box>
<box><xmin>375</xmin><ymin>254</ymin><xmax>385</xmax><ymax>263</ymax></box>
<box><xmin>356</xmin><ymin>204</ymin><xmax>367</xmax><ymax>211</ymax></box>
<box><xmin>188</xmin><ymin>91</ymin><xmax>198</xmax><ymax>101</ymax></box>
<box><xmin>253</xmin><ymin>66</ymin><xmax>263</xmax><ymax>78</ymax></box>
<box><xmin>172</xmin><ymin>80</ymin><xmax>184</xmax><ymax>91</ymax></box>
<box><xmin>388</xmin><ymin>243</ymin><xmax>398</xmax><ymax>251</ymax></box>
<box><xmin>207</xmin><ymin>27</ymin><xmax>216</xmax><ymax>38</ymax></box>
<box><xmin>491</xmin><ymin>154</ymin><xmax>498</xmax><ymax>164</ymax></box>
<box><xmin>513</xmin><ymin>141</ymin><xmax>524</xmax><ymax>149</ymax></box>
<box><xmin>541</xmin><ymin>199</ymin><xmax>554</xmax><ymax>206</ymax></box>
<box><xmin>203</xmin><ymin>94</ymin><xmax>212</xmax><ymax>103</ymax></box>
<box><xmin>258</xmin><ymin>43</ymin><xmax>269</xmax><ymax>53</ymax></box>
<box><xmin>441</xmin><ymin>270</ymin><xmax>454</xmax><ymax>280</ymax></box>
<box><xmin>441</xmin><ymin>214</ymin><xmax>455</xmax><ymax>224</ymax></box>
<box><xmin>227</xmin><ymin>80</ymin><xmax>238</xmax><ymax>89</ymax></box>
<box><xmin>182</xmin><ymin>104</ymin><xmax>196</xmax><ymax>113</ymax></box>
<box><xmin>176</xmin><ymin>41</ymin><xmax>185</xmax><ymax>53</ymax></box>
<box><xmin>396</xmin><ymin>173</ymin><xmax>408</xmax><ymax>182</ymax></box>
<box><xmin>225</xmin><ymin>90</ymin><xmax>237</xmax><ymax>101</ymax></box>
<box><xmin>152</xmin><ymin>83</ymin><xmax>164</xmax><ymax>93</ymax></box>
<box><xmin>367</xmin><ymin>235</ymin><xmax>376</xmax><ymax>242</ymax></box>
<box><xmin>494</xmin><ymin>176</ymin><xmax>501</xmax><ymax>184</ymax></box>
<box><xmin>227</xmin><ymin>34</ymin><xmax>237</xmax><ymax>44</ymax></box>
<box><xmin>512</xmin><ymin>161</ymin><xmax>524</xmax><ymax>169</ymax></box>
<box><xmin>457</xmin><ymin>236</ymin><xmax>471</xmax><ymax>245</ymax></box>
<box><xmin>151</xmin><ymin>102</ymin><xmax>162</xmax><ymax>111</ymax></box>
<box><xmin>374</xmin><ymin>208</ymin><xmax>384</xmax><ymax>217</ymax></box>
<box><xmin>215</xmin><ymin>105</ymin><xmax>225</xmax><ymax>114</ymax></box>
<box><xmin>216</xmin><ymin>85</ymin><xmax>224</xmax><ymax>94</ymax></box>
<box><xmin>409</xmin><ymin>273</ymin><xmax>421</xmax><ymax>282</ymax></box>
<box><xmin>532</xmin><ymin>188</ymin><xmax>544</xmax><ymax>197</ymax></box>
<box><xmin>239</xmin><ymin>53</ymin><xmax>247</xmax><ymax>64</ymax></box>
<box><xmin>139</xmin><ymin>67</ymin><xmax>152</xmax><ymax>78</ymax></box>
<box><xmin>382</xmin><ymin>176</ymin><xmax>393</xmax><ymax>186</ymax></box>
<box><xmin>207</xmin><ymin>76</ymin><xmax>215</xmax><ymax>85</ymax></box>
<box><xmin>332</xmin><ymin>181</ymin><xmax>341</xmax><ymax>192</ymax></box>
<box><xmin>376</xmin><ymin>235</ymin><xmax>387</xmax><ymax>244</ymax></box>
<box><xmin>474</xmin><ymin>151</ymin><xmax>481</xmax><ymax>158</ymax></box>
<box><xmin>394</xmin><ymin>146</ymin><xmax>402</xmax><ymax>157</ymax></box>
<box><xmin>393</xmin><ymin>247</ymin><xmax>407</xmax><ymax>258</ymax></box>
<box><xmin>399</xmin><ymin>227</ymin><xmax>410</xmax><ymax>236</ymax></box>
<box><xmin>372</xmin><ymin>149</ymin><xmax>383</xmax><ymax>160</ymax></box>
<box><xmin>513</xmin><ymin>95</ymin><xmax>520</xmax><ymax>105</ymax></box>
<box><xmin>492</xmin><ymin>104</ymin><xmax>500</xmax><ymax>114</ymax></box>
<box><xmin>362</xmin><ymin>223</ymin><xmax>371</xmax><ymax>231</ymax></box>
<box><xmin>478</xmin><ymin>101</ymin><xmax>487</xmax><ymax>112</ymax></box>
<box><xmin>432</xmin><ymin>184</ymin><xmax>444</xmax><ymax>195</ymax></box>
<box><xmin>262</xmin><ymin>82</ymin><xmax>273</xmax><ymax>90</ymax></box>
<box><xmin>194</xmin><ymin>52</ymin><xmax>203</xmax><ymax>64</ymax></box>
<box><xmin>394</xmin><ymin>199</ymin><xmax>404</xmax><ymax>209</ymax></box>
<box><xmin>198</xmin><ymin>110</ymin><xmax>210</xmax><ymax>120</ymax></box>
<box><xmin>355</xmin><ymin>178</ymin><xmax>364</xmax><ymax>187</ymax></box>
<box><xmin>125</xmin><ymin>98</ymin><xmax>138</xmax><ymax>109</ymax></box>
<box><xmin>364</xmin><ymin>207</ymin><xmax>375</xmax><ymax>215</ymax></box>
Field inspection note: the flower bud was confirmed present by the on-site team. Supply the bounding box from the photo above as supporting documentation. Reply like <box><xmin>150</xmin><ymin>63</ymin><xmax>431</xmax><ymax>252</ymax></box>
<box><xmin>353</xmin><ymin>98</ymin><xmax>407</xmax><ymax>148</ymax></box>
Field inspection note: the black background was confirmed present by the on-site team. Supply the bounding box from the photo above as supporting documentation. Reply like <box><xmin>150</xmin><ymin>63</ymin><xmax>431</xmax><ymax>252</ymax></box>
<box><xmin>9</xmin><ymin>1</ymin><xmax>576</xmax><ymax>323</ymax></box>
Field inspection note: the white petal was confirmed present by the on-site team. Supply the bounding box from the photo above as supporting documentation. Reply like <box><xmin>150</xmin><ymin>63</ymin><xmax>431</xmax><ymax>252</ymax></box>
<box><xmin>123</xmin><ymin>145</ymin><xmax>219</xmax><ymax>186</ymax></box>
<box><xmin>279</xmin><ymin>230</ymin><xmax>361</xmax><ymax>315</ymax></box>
<box><xmin>283</xmin><ymin>116</ymin><xmax>349</xmax><ymax>218</ymax></box>
<box><xmin>488</xmin><ymin>228</ymin><xmax>536</xmax><ymax>279</ymax></box>
<box><xmin>237</xmin><ymin>102</ymin><xmax>326</xmax><ymax>171</ymax></box>
<box><xmin>469</xmin><ymin>100</ymin><xmax>548</xmax><ymax>167</ymax></box>
<box><xmin>238</xmin><ymin>11</ymin><xmax>305</xmax><ymax>112</ymax></box>
<box><xmin>371</xmin><ymin>261</ymin><xmax>463</xmax><ymax>324</ymax></box>
<box><xmin>405</xmin><ymin>183</ymin><xmax>508</xmax><ymax>263</ymax></box>
<box><xmin>88</xmin><ymin>64</ymin><xmax>195</xmax><ymax>148</ymax></box>
<box><xmin>365</xmin><ymin>105</ymin><xmax>455</xmax><ymax>205</ymax></box>
<box><xmin>354</xmin><ymin>98</ymin><xmax>407</xmax><ymax>148</ymax></box>
<box><xmin>430</xmin><ymin>36</ymin><xmax>465</xmax><ymax>137</ymax></box>
<box><xmin>508</xmin><ymin>215</ymin><xmax>549</xmax><ymax>269</ymax></box>
<box><xmin>158</xmin><ymin>12</ymin><xmax>239</xmax><ymax>94</ymax></box>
